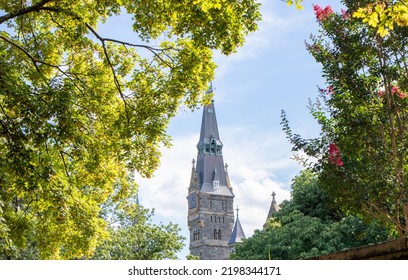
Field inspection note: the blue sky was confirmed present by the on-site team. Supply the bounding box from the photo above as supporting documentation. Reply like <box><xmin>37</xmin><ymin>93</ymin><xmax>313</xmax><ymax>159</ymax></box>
<box><xmin>100</xmin><ymin>0</ymin><xmax>345</xmax><ymax>259</ymax></box>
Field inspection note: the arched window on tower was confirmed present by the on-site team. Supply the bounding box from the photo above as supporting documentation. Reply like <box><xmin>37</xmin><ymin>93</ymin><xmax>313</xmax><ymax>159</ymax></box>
<box><xmin>213</xmin><ymin>229</ymin><xmax>218</xmax><ymax>239</ymax></box>
<box><xmin>193</xmin><ymin>229</ymin><xmax>200</xmax><ymax>241</ymax></box>
<box><xmin>218</xmin><ymin>229</ymin><xmax>222</xmax><ymax>240</ymax></box>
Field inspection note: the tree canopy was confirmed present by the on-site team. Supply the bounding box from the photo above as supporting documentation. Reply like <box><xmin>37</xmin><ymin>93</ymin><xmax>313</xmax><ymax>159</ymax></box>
<box><xmin>92</xmin><ymin>204</ymin><xmax>184</xmax><ymax>260</ymax></box>
<box><xmin>231</xmin><ymin>170</ymin><xmax>389</xmax><ymax>260</ymax></box>
<box><xmin>282</xmin><ymin>0</ymin><xmax>408</xmax><ymax>236</ymax></box>
<box><xmin>0</xmin><ymin>0</ymin><xmax>261</xmax><ymax>259</ymax></box>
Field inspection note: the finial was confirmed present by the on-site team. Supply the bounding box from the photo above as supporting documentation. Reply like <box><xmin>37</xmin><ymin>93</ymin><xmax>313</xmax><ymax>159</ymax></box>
<box><xmin>236</xmin><ymin>206</ymin><xmax>240</xmax><ymax>218</ymax></box>
<box><xmin>192</xmin><ymin>158</ymin><xmax>195</xmax><ymax>169</ymax></box>
<box><xmin>272</xmin><ymin>191</ymin><xmax>276</xmax><ymax>202</ymax></box>
<box><xmin>206</xmin><ymin>82</ymin><xmax>214</xmax><ymax>94</ymax></box>
<box><xmin>225</xmin><ymin>163</ymin><xmax>228</xmax><ymax>172</ymax></box>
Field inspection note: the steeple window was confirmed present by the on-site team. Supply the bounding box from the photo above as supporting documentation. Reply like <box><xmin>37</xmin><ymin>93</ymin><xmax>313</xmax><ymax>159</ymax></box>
<box><xmin>193</xmin><ymin>229</ymin><xmax>200</xmax><ymax>241</ymax></box>
<box><xmin>213</xmin><ymin>229</ymin><xmax>222</xmax><ymax>240</ymax></box>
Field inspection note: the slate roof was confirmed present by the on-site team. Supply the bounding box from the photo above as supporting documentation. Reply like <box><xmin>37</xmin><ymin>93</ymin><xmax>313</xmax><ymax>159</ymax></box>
<box><xmin>195</xmin><ymin>101</ymin><xmax>233</xmax><ymax>197</ymax></box>
<box><xmin>228</xmin><ymin>211</ymin><xmax>246</xmax><ymax>245</ymax></box>
<box><xmin>197</xmin><ymin>101</ymin><xmax>222</xmax><ymax>147</ymax></box>
<box><xmin>266</xmin><ymin>192</ymin><xmax>280</xmax><ymax>220</ymax></box>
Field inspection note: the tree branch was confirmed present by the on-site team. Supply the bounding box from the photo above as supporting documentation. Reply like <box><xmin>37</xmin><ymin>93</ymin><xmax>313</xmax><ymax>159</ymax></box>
<box><xmin>0</xmin><ymin>35</ymin><xmax>41</xmax><ymax>72</ymax></box>
<box><xmin>84</xmin><ymin>23</ymin><xmax>176</xmax><ymax>69</ymax></box>
<box><xmin>0</xmin><ymin>0</ymin><xmax>54</xmax><ymax>25</ymax></box>
<box><xmin>0</xmin><ymin>35</ymin><xmax>88</xmax><ymax>99</ymax></box>
<box><xmin>84</xmin><ymin>23</ymin><xmax>131</xmax><ymax>123</ymax></box>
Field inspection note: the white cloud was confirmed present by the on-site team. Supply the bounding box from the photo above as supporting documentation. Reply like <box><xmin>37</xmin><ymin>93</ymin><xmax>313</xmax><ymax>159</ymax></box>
<box><xmin>214</xmin><ymin>0</ymin><xmax>313</xmax><ymax>79</ymax></box>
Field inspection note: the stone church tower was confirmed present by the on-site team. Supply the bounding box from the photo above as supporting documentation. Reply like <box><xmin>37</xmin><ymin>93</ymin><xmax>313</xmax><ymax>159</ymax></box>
<box><xmin>187</xmin><ymin>98</ymin><xmax>235</xmax><ymax>260</ymax></box>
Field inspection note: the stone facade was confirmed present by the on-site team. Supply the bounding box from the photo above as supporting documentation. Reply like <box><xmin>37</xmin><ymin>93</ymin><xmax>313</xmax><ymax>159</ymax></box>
<box><xmin>188</xmin><ymin>191</ymin><xmax>235</xmax><ymax>259</ymax></box>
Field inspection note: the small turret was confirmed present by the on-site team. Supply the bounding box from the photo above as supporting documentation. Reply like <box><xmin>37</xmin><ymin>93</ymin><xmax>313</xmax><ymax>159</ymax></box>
<box><xmin>264</xmin><ymin>191</ymin><xmax>280</xmax><ymax>228</ymax></box>
<box><xmin>228</xmin><ymin>206</ymin><xmax>246</xmax><ymax>253</ymax></box>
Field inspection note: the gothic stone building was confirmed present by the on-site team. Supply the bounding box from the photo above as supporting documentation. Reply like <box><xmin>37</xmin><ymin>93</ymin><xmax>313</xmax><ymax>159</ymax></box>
<box><xmin>187</xmin><ymin>99</ymin><xmax>245</xmax><ymax>260</ymax></box>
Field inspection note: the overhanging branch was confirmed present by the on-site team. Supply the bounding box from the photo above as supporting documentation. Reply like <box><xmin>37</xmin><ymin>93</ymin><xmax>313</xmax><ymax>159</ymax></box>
<box><xmin>0</xmin><ymin>0</ymin><xmax>54</xmax><ymax>25</ymax></box>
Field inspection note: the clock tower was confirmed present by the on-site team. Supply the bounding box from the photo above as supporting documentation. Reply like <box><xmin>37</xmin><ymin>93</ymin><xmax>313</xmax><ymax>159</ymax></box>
<box><xmin>187</xmin><ymin>96</ymin><xmax>235</xmax><ymax>260</ymax></box>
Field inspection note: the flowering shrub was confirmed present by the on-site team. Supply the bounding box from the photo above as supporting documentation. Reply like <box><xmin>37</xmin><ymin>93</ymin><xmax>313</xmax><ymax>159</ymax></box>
<box><xmin>284</xmin><ymin>1</ymin><xmax>408</xmax><ymax>235</ymax></box>
<box><xmin>313</xmin><ymin>5</ymin><xmax>334</xmax><ymax>21</ymax></box>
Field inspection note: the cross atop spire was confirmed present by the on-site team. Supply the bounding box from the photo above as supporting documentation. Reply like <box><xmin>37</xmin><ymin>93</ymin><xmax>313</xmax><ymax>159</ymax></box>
<box><xmin>236</xmin><ymin>206</ymin><xmax>240</xmax><ymax>218</ymax></box>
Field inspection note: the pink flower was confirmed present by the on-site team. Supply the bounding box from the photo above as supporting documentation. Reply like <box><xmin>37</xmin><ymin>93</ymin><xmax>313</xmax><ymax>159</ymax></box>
<box><xmin>398</xmin><ymin>91</ymin><xmax>408</xmax><ymax>99</ymax></box>
<box><xmin>378</xmin><ymin>90</ymin><xmax>385</xmax><ymax>97</ymax></box>
<box><xmin>391</xmin><ymin>86</ymin><xmax>399</xmax><ymax>94</ymax></box>
<box><xmin>314</xmin><ymin>4</ymin><xmax>334</xmax><ymax>21</ymax></box>
<box><xmin>341</xmin><ymin>9</ymin><xmax>350</xmax><ymax>20</ymax></box>
<box><xmin>328</xmin><ymin>143</ymin><xmax>343</xmax><ymax>166</ymax></box>
<box><xmin>319</xmin><ymin>85</ymin><xmax>335</xmax><ymax>95</ymax></box>
<box><xmin>389</xmin><ymin>85</ymin><xmax>407</xmax><ymax>99</ymax></box>
<box><xmin>327</xmin><ymin>85</ymin><xmax>335</xmax><ymax>95</ymax></box>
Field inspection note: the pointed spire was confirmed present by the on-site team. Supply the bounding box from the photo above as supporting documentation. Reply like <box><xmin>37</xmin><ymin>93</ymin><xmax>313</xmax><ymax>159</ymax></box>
<box><xmin>265</xmin><ymin>191</ymin><xmax>280</xmax><ymax>226</ymax></box>
<box><xmin>197</xmin><ymin>100</ymin><xmax>222</xmax><ymax>151</ymax></box>
<box><xmin>228</xmin><ymin>206</ymin><xmax>246</xmax><ymax>246</ymax></box>
<box><xmin>194</xmin><ymin>90</ymin><xmax>232</xmax><ymax>196</ymax></box>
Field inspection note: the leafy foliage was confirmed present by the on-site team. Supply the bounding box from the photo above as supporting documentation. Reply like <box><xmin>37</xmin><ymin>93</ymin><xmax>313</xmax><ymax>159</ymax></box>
<box><xmin>286</xmin><ymin>0</ymin><xmax>408</xmax><ymax>37</ymax></box>
<box><xmin>285</xmin><ymin>0</ymin><xmax>304</xmax><ymax>10</ymax></box>
<box><xmin>282</xmin><ymin>1</ymin><xmax>408</xmax><ymax>236</ymax></box>
<box><xmin>231</xmin><ymin>170</ymin><xmax>389</xmax><ymax>260</ymax></box>
<box><xmin>353</xmin><ymin>0</ymin><xmax>408</xmax><ymax>37</ymax></box>
<box><xmin>92</xmin><ymin>204</ymin><xmax>184</xmax><ymax>260</ymax></box>
<box><xmin>0</xmin><ymin>0</ymin><xmax>261</xmax><ymax>259</ymax></box>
